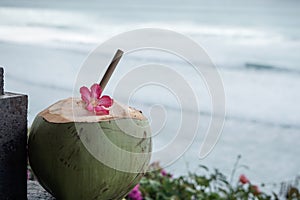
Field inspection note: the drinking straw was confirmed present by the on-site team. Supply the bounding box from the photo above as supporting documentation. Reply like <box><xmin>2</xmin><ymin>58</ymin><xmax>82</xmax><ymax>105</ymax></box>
<box><xmin>99</xmin><ymin>49</ymin><xmax>124</xmax><ymax>90</ymax></box>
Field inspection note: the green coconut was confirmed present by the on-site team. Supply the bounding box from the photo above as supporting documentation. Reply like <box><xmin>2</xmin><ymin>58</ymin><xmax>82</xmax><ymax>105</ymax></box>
<box><xmin>28</xmin><ymin>98</ymin><xmax>152</xmax><ymax>200</ymax></box>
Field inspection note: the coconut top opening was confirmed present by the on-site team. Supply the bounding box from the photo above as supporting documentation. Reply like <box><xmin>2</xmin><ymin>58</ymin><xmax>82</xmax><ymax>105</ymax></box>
<box><xmin>39</xmin><ymin>98</ymin><xmax>146</xmax><ymax>123</ymax></box>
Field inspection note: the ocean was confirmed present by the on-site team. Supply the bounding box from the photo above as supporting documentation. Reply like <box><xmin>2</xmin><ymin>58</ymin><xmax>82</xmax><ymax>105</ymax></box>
<box><xmin>0</xmin><ymin>0</ymin><xmax>299</xmax><ymax>190</ymax></box>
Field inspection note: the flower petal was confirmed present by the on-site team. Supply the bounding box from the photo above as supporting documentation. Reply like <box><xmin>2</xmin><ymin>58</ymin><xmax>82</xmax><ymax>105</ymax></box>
<box><xmin>98</xmin><ymin>95</ymin><xmax>113</xmax><ymax>108</ymax></box>
<box><xmin>86</xmin><ymin>103</ymin><xmax>94</xmax><ymax>112</ymax></box>
<box><xmin>239</xmin><ymin>174</ymin><xmax>249</xmax><ymax>184</ymax></box>
<box><xmin>80</xmin><ymin>86</ymin><xmax>91</xmax><ymax>103</ymax></box>
<box><xmin>94</xmin><ymin>105</ymin><xmax>109</xmax><ymax>115</ymax></box>
<box><xmin>90</xmin><ymin>84</ymin><xmax>102</xmax><ymax>99</ymax></box>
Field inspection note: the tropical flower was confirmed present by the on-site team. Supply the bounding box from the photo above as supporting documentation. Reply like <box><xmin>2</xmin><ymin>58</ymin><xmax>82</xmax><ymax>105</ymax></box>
<box><xmin>161</xmin><ymin>169</ymin><xmax>168</xmax><ymax>177</ymax></box>
<box><xmin>27</xmin><ymin>170</ymin><xmax>31</xmax><ymax>180</ymax></box>
<box><xmin>80</xmin><ymin>84</ymin><xmax>113</xmax><ymax>115</ymax></box>
<box><xmin>251</xmin><ymin>185</ymin><xmax>260</xmax><ymax>195</ymax></box>
<box><xmin>128</xmin><ymin>184</ymin><xmax>143</xmax><ymax>200</ymax></box>
<box><xmin>239</xmin><ymin>174</ymin><xmax>249</xmax><ymax>184</ymax></box>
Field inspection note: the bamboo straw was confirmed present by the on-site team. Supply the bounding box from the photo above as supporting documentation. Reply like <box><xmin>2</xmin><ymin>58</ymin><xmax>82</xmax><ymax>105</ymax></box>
<box><xmin>99</xmin><ymin>49</ymin><xmax>124</xmax><ymax>90</ymax></box>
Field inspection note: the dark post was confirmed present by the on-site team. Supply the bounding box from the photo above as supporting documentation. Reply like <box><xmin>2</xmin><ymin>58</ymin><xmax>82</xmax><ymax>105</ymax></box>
<box><xmin>0</xmin><ymin>68</ymin><xmax>3</xmax><ymax>95</ymax></box>
<box><xmin>0</xmin><ymin>67</ymin><xmax>27</xmax><ymax>199</ymax></box>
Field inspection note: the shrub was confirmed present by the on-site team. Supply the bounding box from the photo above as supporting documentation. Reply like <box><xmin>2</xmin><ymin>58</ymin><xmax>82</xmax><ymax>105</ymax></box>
<box><xmin>126</xmin><ymin>162</ymin><xmax>274</xmax><ymax>200</ymax></box>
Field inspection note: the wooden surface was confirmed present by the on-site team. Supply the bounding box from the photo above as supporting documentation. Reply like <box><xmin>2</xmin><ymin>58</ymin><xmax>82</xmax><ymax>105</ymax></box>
<box><xmin>27</xmin><ymin>181</ymin><xmax>55</xmax><ymax>200</ymax></box>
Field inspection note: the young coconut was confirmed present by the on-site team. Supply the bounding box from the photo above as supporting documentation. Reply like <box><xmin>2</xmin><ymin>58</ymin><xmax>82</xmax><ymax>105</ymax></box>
<box><xmin>29</xmin><ymin>50</ymin><xmax>151</xmax><ymax>199</ymax></box>
<box><xmin>28</xmin><ymin>86</ymin><xmax>152</xmax><ymax>199</ymax></box>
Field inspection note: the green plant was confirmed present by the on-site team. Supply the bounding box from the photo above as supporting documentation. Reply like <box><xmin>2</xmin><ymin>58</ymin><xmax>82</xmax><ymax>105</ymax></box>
<box><xmin>279</xmin><ymin>175</ymin><xmax>300</xmax><ymax>200</ymax></box>
<box><xmin>126</xmin><ymin>162</ymin><xmax>273</xmax><ymax>200</ymax></box>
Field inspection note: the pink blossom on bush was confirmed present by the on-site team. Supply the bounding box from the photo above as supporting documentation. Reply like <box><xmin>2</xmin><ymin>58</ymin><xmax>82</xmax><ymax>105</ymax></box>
<box><xmin>160</xmin><ymin>169</ymin><xmax>173</xmax><ymax>178</ymax></box>
<box><xmin>251</xmin><ymin>185</ymin><xmax>260</xmax><ymax>195</ymax></box>
<box><xmin>27</xmin><ymin>170</ymin><xmax>30</xmax><ymax>180</ymax></box>
<box><xmin>239</xmin><ymin>174</ymin><xmax>249</xmax><ymax>184</ymax></box>
<box><xmin>161</xmin><ymin>169</ymin><xmax>167</xmax><ymax>176</ymax></box>
<box><xmin>128</xmin><ymin>184</ymin><xmax>142</xmax><ymax>200</ymax></box>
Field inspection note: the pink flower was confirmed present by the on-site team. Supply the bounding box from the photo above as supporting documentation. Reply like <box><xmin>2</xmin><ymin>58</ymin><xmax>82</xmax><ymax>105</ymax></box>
<box><xmin>80</xmin><ymin>84</ymin><xmax>113</xmax><ymax>115</ymax></box>
<box><xmin>27</xmin><ymin>170</ymin><xmax>30</xmax><ymax>180</ymax></box>
<box><xmin>128</xmin><ymin>184</ymin><xmax>143</xmax><ymax>200</ymax></box>
<box><xmin>239</xmin><ymin>174</ymin><xmax>249</xmax><ymax>184</ymax></box>
<box><xmin>161</xmin><ymin>169</ymin><xmax>168</xmax><ymax>177</ymax></box>
<box><xmin>160</xmin><ymin>169</ymin><xmax>173</xmax><ymax>178</ymax></box>
<box><xmin>251</xmin><ymin>185</ymin><xmax>260</xmax><ymax>195</ymax></box>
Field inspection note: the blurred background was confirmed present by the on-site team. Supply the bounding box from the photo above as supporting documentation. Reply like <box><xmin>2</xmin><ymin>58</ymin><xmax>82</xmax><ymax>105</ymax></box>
<box><xmin>0</xmin><ymin>0</ymin><xmax>299</xmax><ymax>190</ymax></box>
